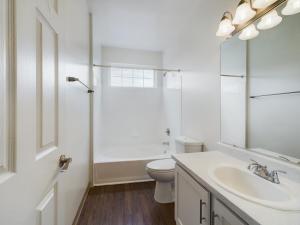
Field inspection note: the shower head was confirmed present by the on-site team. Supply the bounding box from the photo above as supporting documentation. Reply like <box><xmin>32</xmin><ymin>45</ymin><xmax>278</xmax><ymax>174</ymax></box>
<box><xmin>66</xmin><ymin>76</ymin><xmax>79</xmax><ymax>82</ymax></box>
<box><xmin>66</xmin><ymin>76</ymin><xmax>94</xmax><ymax>94</ymax></box>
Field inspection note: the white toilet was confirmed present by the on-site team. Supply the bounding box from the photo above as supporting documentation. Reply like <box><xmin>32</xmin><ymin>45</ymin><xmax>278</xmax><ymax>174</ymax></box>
<box><xmin>146</xmin><ymin>136</ymin><xmax>203</xmax><ymax>203</ymax></box>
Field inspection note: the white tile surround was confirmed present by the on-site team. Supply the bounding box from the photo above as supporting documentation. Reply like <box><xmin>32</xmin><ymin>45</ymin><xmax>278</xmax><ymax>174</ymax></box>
<box><xmin>173</xmin><ymin>149</ymin><xmax>300</xmax><ymax>225</ymax></box>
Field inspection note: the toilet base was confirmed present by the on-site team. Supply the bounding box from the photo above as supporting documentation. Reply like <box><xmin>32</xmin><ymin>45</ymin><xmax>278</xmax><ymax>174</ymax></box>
<box><xmin>154</xmin><ymin>181</ymin><xmax>174</xmax><ymax>203</ymax></box>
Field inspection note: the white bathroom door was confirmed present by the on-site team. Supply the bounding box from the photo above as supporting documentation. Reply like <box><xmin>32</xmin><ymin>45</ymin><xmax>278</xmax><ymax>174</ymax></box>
<box><xmin>0</xmin><ymin>0</ymin><xmax>70</xmax><ymax>225</ymax></box>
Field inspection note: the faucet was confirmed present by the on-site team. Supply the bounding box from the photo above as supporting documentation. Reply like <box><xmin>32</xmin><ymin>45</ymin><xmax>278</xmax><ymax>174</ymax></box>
<box><xmin>247</xmin><ymin>159</ymin><xmax>286</xmax><ymax>184</ymax></box>
<box><xmin>165</xmin><ymin>128</ymin><xmax>170</xmax><ymax>136</ymax></box>
<box><xmin>162</xmin><ymin>141</ymin><xmax>170</xmax><ymax>146</ymax></box>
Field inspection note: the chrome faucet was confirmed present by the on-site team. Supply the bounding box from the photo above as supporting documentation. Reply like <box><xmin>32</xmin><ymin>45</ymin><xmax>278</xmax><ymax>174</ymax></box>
<box><xmin>269</xmin><ymin>170</ymin><xmax>287</xmax><ymax>184</ymax></box>
<box><xmin>247</xmin><ymin>159</ymin><xmax>286</xmax><ymax>184</ymax></box>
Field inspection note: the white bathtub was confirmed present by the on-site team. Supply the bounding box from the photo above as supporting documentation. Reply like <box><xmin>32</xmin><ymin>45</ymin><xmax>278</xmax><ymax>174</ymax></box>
<box><xmin>94</xmin><ymin>144</ymin><xmax>172</xmax><ymax>162</ymax></box>
<box><xmin>93</xmin><ymin>144</ymin><xmax>174</xmax><ymax>185</ymax></box>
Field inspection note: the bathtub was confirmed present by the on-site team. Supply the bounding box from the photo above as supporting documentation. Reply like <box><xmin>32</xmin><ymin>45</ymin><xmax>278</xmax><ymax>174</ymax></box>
<box><xmin>93</xmin><ymin>144</ymin><xmax>174</xmax><ymax>186</ymax></box>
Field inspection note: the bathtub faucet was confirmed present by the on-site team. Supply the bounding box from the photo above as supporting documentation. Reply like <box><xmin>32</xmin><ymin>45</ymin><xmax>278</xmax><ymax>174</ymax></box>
<box><xmin>162</xmin><ymin>141</ymin><xmax>170</xmax><ymax>146</ymax></box>
<box><xmin>165</xmin><ymin>128</ymin><xmax>170</xmax><ymax>136</ymax></box>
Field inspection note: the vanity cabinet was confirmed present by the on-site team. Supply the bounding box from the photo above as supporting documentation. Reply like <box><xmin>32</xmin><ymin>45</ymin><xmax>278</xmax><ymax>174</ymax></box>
<box><xmin>175</xmin><ymin>165</ymin><xmax>210</xmax><ymax>225</ymax></box>
<box><xmin>175</xmin><ymin>165</ymin><xmax>248</xmax><ymax>225</ymax></box>
<box><xmin>212</xmin><ymin>198</ymin><xmax>247</xmax><ymax>225</ymax></box>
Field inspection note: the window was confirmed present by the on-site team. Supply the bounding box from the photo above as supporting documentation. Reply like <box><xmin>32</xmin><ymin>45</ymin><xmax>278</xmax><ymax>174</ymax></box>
<box><xmin>110</xmin><ymin>67</ymin><xmax>156</xmax><ymax>88</ymax></box>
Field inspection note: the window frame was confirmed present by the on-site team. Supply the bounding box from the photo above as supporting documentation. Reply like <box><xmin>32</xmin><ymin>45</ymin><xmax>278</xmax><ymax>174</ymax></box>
<box><xmin>109</xmin><ymin>64</ymin><xmax>157</xmax><ymax>89</ymax></box>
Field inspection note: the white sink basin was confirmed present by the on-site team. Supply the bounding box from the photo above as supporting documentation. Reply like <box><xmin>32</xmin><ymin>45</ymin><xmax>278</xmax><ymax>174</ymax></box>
<box><xmin>209</xmin><ymin>165</ymin><xmax>300</xmax><ymax>211</ymax></box>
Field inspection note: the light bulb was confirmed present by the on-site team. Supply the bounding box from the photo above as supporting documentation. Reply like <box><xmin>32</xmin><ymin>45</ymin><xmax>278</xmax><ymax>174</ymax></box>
<box><xmin>252</xmin><ymin>0</ymin><xmax>277</xmax><ymax>9</ymax></box>
<box><xmin>216</xmin><ymin>12</ymin><xmax>236</xmax><ymax>37</ymax></box>
<box><xmin>239</xmin><ymin>24</ymin><xmax>259</xmax><ymax>40</ymax></box>
<box><xmin>282</xmin><ymin>0</ymin><xmax>300</xmax><ymax>15</ymax></box>
<box><xmin>257</xmin><ymin>10</ymin><xmax>282</xmax><ymax>30</ymax></box>
<box><xmin>232</xmin><ymin>0</ymin><xmax>256</xmax><ymax>25</ymax></box>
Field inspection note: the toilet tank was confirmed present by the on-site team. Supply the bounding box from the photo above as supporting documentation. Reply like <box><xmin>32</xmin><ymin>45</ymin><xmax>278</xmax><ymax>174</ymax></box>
<box><xmin>175</xmin><ymin>136</ymin><xmax>204</xmax><ymax>153</ymax></box>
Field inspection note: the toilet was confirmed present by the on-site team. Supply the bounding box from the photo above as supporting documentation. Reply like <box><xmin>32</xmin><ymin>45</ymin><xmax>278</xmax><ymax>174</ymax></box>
<box><xmin>146</xmin><ymin>159</ymin><xmax>176</xmax><ymax>203</ymax></box>
<box><xmin>146</xmin><ymin>136</ymin><xmax>203</xmax><ymax>203</ymax></box>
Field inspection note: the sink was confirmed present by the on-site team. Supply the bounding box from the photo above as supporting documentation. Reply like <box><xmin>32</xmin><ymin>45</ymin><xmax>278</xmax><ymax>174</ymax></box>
<box><xmin>209</xmin><ymin>165</ymin><xmax>300</xmax><ymax>211</ymax></box>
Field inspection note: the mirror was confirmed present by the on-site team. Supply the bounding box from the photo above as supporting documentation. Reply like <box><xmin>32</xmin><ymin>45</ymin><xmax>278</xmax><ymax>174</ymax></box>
<box><xmin>220</xmin><ymin>4</ymin><xmax>300</xmax><ymax>165</ymax></box>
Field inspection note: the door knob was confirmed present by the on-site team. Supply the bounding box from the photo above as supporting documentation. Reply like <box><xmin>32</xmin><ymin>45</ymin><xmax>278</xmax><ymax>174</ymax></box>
<box><xmin>59</xmin><ymin>155</ymin><xmax>72</xmax><ymax>171</ymax></box>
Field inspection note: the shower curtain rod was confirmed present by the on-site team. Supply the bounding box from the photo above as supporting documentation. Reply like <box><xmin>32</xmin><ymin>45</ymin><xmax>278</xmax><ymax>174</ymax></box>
<box><xmin>93</xmin><ymin>64</ymin><xmax>181</xmax><ymax>73</ymax></box>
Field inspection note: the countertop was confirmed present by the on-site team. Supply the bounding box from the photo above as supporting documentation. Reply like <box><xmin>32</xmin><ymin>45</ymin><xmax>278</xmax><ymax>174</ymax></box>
<box><xmin>172</xmin><ymin>151</ymin><xmax>300</xmax><ymax>225</ymax></box>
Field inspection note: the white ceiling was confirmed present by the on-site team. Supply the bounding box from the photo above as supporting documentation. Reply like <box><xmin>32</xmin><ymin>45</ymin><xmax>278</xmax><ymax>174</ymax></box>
<box><xmin>88</xmin><ymin>0</ymin><xmax>213</xmax><ymax>52</ymax></box>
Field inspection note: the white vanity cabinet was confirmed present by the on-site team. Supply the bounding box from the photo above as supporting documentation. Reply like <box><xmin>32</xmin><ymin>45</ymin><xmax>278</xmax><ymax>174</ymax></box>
<box><xmin>212</xmin><ymin>198</ymin><xmax>247</xmax><ymax>225</ymax></box>
<box><xmin>175</xmin><ymin>165</ymin><xmax>210</xmax><ymax>225</ymax></box>
<box><xmin>175</xmin><ymin>165</ymin><xmax>248</xmax><ymax>225</ymax></box>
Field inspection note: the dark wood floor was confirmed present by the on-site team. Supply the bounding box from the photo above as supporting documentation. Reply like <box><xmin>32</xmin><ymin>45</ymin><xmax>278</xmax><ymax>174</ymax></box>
<box><xmin>77</xmin><ymin>181</ymin><xmax>176</xmax><ymax>225</ymax></box>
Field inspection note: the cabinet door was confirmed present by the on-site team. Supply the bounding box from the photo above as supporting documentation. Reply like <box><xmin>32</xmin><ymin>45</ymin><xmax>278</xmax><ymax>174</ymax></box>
<box><xmin>213</xmin><ymin>198</ymin><xmax>247</xmax><ymax>225</ymax></box>
<box><xmin>175</xmin><ymin>166</ymin><xmax>210</xmax><ymax>225</ymax></box>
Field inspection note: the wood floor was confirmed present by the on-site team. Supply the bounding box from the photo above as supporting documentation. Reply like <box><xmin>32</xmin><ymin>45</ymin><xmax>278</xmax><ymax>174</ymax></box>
<box><xmin>77</xmin><ymin>181</ymin><xmax>176</xmax><ymax>225</ymax></box>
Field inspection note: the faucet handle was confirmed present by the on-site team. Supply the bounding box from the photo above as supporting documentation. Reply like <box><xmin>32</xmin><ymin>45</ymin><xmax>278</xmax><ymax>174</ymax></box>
<box><xmin>271</xmin><ymin>170</ymin><xmax>287</xmax><ymax>175</ymax></box>
<box><xmin>250</xmin><ymin>159</ymin><xmax>260</xmax><ymax>164</ymax></box>
<box><xmin>165</xmin><ymin>128</ymin><xmax>170</xmax><ymax>136</ymax></box>
<box><xmin>248</xmin><ymin>159</ymin><xmax>261</xmax><ymax>170</ymax></box>
<box><xmin>270</xmin><ymin>170</ymin><xmax>287</xmax><ymax>184</ymax></box>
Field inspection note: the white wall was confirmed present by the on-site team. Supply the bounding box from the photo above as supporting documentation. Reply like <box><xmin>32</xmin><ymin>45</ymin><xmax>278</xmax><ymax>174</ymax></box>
<box><xmin>247</xmin><ymin>13</ymin><xmax>300</xmax><ymax>158</ymax></box>
<box><xmin>89</xmin><ymin>0</ymin><xmax>237</xmax><ymax>151</ymax></box>
<box><xmin>162</xmin><ymin>0</ymin><xmax>236</xmax><ymax>151</ymax></box>
<box><xmin>89</xmin><ymin>0</ymin><xmax>240</xmax><ymax>151</ymax></box>
<box><xmin>102</xmin><ymin>46</ymin><xmax>163</xmax><ymax>67</ymax></box>
<box><xmin>98</xmin><ymin>47</ymin><xmax>166</xmax><ymax>148</ymax></box>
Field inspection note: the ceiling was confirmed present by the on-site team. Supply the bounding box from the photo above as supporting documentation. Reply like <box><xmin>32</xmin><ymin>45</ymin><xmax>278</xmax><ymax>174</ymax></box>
<box><xmin>88</xmin><ymin>0</ymin><xmax>212</xmax><ymax>52</ymax></box>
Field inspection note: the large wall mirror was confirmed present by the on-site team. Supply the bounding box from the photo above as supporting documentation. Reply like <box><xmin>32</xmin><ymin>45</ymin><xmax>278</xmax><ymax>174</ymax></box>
<box><xmin>220</xmin><ymin>3</ymin><xmax>300</xmax><ymax>165</ymax></box>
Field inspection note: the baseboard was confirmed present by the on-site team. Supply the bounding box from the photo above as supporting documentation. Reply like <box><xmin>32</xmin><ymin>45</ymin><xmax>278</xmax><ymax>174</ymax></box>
<box><xmin>72</xmin><ymin>182</ymin><xmax>91</xmax><ymax>225</ymax></box>
<box><xmin>94</xmin><ymin>178</ymin><xmax>154</xmax><ymax>187</ymax></box>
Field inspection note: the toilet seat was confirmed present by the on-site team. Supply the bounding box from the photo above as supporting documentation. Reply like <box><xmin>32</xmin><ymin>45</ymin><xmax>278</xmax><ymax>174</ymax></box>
<box><xmin>146</xmin><ymin>159</ymin><xmax>175</xmax><ymax>173</ymax></box>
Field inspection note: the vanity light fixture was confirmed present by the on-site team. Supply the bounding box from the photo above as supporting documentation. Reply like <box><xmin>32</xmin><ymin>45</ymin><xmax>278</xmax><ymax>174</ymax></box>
<box><xmin>216</xmin><ymin>12</ymin><xmax>236</xmax><ymax>37</ymax></box>
<box><xmin>252</xmin><ymin>0</ymin><xmax>277</xmax><ymax>9</ymax></box>
<box><xmin>232</xmin><ymin>0</ymin><xmax>257</xmax><ymax>25</ymax></box>
<box><xmin>282</xmin><ymin>0</ymin><xmax>300</xmax><ymax>15</ymax></box>
<box><xmin>257</xmin><ymin>10</ymin><xmax>282</xmax><ymax>30</ymax></box>
<box><xmin>239</xmin><ymin>24</ymin><xmax>260</xmax><ymax>40</ymax></box>
<box><xmin>216</xmin><ymin>0</ymin><xmax>297</xmax><ymax>40</ymax></box>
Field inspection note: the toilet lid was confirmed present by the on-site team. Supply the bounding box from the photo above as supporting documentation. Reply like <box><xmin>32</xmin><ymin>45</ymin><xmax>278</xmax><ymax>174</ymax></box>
<box><xmin>147</xmin><ymin>159</ymin><xmax>176</xmax><ymax>171</ymax></box>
